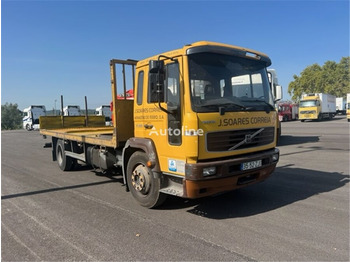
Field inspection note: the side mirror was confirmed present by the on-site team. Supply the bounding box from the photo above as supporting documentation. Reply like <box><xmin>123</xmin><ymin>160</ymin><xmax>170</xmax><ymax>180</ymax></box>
<box><xmin>167</xmin><ymin>103</ymin><xmax>179</xmax><ymax>114</ymax></box>
<box><xmin>274</xmin><ymin>85</ymin><xmax>283</xmax><ymax>102</ymax></box>
<box><xmin>149</xmin><ymin>60</ymin><xmax>165</xmax><ymax>103</ymax></box>
<box><xmin>149</xmin><ymin>60</ymin><xmax>165</xmax><ymax>74</ymax></box>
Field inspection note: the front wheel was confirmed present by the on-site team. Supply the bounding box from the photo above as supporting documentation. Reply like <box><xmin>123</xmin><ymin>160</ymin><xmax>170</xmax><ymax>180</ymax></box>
<box><xmin>26</xmin><ymin>124</ymin><xmax>31</xmax><ymax>131</ymax></box>
<box><xmin>126</xmin><ymin>151</ymin><xmax>166</xmax><ymax>208</ymax></box>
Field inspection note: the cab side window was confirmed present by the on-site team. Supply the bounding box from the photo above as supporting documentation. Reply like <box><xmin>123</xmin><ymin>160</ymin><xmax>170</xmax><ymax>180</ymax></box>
<box><xmin>166</xmin><ymin>63</ymin><xmax>181</xmax><ymax>145</ymax></box>
<box><xmin>137</xmin><ymin>71</ymin><xmax>144</xmax><ymax>105</ymax></box>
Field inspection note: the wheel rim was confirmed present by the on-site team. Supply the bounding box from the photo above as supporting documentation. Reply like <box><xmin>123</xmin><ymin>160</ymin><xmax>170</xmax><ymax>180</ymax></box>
<box><xmin>131</xmin><ymin>164</ymin><xmax>151</xmax><ymax>194</ymax></box>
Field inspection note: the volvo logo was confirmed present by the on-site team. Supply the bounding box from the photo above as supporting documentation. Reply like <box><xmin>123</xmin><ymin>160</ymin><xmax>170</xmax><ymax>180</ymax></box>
<box><xmin>245</xmin><ymin>134</ymin><xmax>253</xmax><ymax>143</ymax></box>
<box><xmin>228</xmin><ymin>128</ymin><xmax>265</xmax><ymax>151</ymax></box>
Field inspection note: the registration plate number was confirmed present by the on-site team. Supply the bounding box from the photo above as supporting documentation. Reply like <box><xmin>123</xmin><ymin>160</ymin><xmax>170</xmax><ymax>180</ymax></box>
<box><xmin>241</xmin><ymin>160</ymin><xmax>262</xmax><ymax>171</ymax></box>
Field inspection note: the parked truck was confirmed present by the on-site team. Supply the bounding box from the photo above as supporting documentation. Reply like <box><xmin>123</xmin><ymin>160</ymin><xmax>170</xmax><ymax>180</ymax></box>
<box><xmin>278</xmin><ymin>102</ymin><xmax>298</xmax><ymax>121</ymax></box>
<box><xmin>299</xmin><ymin>93</ymin><xmax>336</xmax><ymax>122</ymax></box>
<box><xmin>347</xmin><ymin>93</ymin><xmax>350</xmax><ymax>122</ymax></box>
<box><xmin>23</xmin><ymin>105</ymin><xmax>46</xmax><ymax>131</ymax></box>
<box><xmin>63</xmin><ymin>105</ymin><xmax>81</xmax><ymax>116</ymax></box>
<box><xmin>336</xmin><ymin>97</ymin><xmax>346</xmax><ymax>115</ymax></box>
<box><xmin>96</xmin><ymin>105</ymin><xmax>112</xmax><ymax>126</ymax></box>
<box><xmin>40</xmin><ymin>41</ymin><xmax>282</xmax><ymax>208</ymax></box>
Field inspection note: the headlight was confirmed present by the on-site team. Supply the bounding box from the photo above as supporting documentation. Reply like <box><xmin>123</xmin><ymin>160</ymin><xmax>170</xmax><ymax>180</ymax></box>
<box><xmin>203</xmin><ymin>166</ymin><xmax>216</xmax><ymax>177</ymax></box>
<box><xmin>272</xmin><ymin>153</ymin><xmax>279</xmax><ymax>162</ymax></box>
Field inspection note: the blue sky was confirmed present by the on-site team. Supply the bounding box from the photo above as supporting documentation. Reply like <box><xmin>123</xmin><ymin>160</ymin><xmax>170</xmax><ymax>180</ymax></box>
<box><xmin>2</xmin><ymin>0</ymin><xmax>349</xmax><ymax>110</ymax></box>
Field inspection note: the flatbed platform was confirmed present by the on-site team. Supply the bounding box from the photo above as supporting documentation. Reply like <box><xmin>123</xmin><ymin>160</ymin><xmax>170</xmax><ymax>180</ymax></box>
<box><xmin>40</xmin><ymin>115</ymin><xmax>118</xmax><ymax>147</ymax></box>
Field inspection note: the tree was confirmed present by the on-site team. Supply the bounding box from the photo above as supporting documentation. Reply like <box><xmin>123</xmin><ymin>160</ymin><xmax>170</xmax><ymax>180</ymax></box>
<box><xmin>1</xmin><ymin>103</ymin><xmax>23</xmax><ymax>130</ymax></box>
<box><xmin>288</xmin><ymin>57</ymin><xmax>350</xmax><ymax>101</ymax></box>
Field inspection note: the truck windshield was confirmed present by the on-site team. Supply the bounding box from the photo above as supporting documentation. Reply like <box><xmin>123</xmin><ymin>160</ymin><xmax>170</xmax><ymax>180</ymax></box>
<box><xmin>300</xmin><ymin>100</ymin><xmax>317</xmax><ymax>107</ymax></box>
<box><xmin>188</xmin><ymin>53</ymin><xmax>274</xmax><ymax>113</ymax></box>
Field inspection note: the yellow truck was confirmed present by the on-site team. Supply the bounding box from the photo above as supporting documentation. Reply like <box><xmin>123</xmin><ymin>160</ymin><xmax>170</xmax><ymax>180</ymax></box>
<box><xmin>40</xmin><ymin>41</ymin><xmax>281</xmax><ymax>208</ymax></box>
<box><xmin>299</xmin><ymin>93</ymin><xmax>336</xmax><ymax>122</ymax></box>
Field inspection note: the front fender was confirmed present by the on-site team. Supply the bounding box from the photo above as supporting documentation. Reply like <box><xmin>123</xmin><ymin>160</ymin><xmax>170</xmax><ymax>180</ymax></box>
<box><xmin>122</xmin><ymin>137</ymin><xmax>160</xmax><ymax>189</ymax></box>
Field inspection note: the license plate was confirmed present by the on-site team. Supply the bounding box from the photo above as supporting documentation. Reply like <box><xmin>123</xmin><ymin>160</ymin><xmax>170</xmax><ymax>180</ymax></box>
<box><xmin>241</xmin><ymin>160</ymin><xmax>262</xmax><ymax>171</ymax></box>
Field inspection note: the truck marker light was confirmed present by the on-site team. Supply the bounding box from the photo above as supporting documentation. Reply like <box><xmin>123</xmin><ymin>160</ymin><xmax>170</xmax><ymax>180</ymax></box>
<box><xmin>147</xmin><ymin>160</ymin><xmax>155</xmax><ymax>168</ymax></box>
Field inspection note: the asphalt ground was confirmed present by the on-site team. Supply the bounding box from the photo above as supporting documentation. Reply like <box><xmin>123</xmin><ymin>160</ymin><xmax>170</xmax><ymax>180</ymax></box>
<box><xmin>1</xmin><ymin>115</ymin><xmax>349</xmax><ymax>261</ymax></box>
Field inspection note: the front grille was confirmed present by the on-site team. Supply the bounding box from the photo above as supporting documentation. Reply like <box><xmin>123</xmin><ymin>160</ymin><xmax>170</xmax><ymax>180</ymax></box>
<box><xmin>300</xmin><ymin>110</ymin><xmax>315</xmax><ymax>114</ymax></box>
<box><xmin>206</xmin><ymin>127</ymin><xmax>274</xmax><ymax>152</ymax></box>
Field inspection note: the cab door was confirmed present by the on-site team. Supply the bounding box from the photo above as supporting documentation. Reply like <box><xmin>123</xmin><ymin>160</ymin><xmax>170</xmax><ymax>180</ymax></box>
<box><xmin>140</xmin><ymin>58</ymin><xmax>187</xmax><ymax>176</ymax></box>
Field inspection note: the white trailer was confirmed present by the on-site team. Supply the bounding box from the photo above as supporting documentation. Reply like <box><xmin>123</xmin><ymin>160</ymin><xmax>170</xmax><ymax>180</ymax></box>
<box><xmin>336</xmin><ymin>97</ymin><xmax>346</xmax><ymax>115</ymax></box>
<box><xmin>63</xmin><ymin>105</ymin><xmax>81</xmax><ymax>116</ymax></box>
<box><xmin>319</xmin><ymin>93</ymin><xmax>336</xmax><ymax>114</ymax></box>
<box><xmin>96</xmin><ymin>105</ymin><xmax>112</xmax><ymax>126</ymax></box>
<box><xmin>23</xmin><ymin>105</ymin><xmax>46</xmax><ymax>131</ymax></box>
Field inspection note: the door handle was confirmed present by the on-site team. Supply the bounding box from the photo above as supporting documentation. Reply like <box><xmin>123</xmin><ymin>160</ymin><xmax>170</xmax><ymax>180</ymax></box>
<box><xmin>144</xmin><ymin>124</ymin><xmax>153</xmax><ymax>129</ymax></box>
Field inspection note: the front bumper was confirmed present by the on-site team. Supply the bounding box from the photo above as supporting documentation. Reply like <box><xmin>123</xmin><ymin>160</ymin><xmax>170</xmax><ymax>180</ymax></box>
<box><xmin>183</xmin><ymin>148</ymin><xmax>279</xmax><ymax>198</ymax></box>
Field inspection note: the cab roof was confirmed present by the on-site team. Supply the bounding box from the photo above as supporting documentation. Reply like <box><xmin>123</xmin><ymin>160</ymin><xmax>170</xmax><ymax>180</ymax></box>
<box><xmin>136</xmin><ymin>41</ymin><xmax>271</xmax><ymax>68</ymax></box>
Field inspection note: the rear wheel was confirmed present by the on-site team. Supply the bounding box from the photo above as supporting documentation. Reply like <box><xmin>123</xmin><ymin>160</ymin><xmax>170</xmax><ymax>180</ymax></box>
<box><xmin>127</xmin><ymin>151</ymin><xmax>166</xmax><ymax>208</ymax></box>
<box><xmin>56</xmin><ymin>139</ymin><xmax>75</xmax><ymax>171</ymax></box>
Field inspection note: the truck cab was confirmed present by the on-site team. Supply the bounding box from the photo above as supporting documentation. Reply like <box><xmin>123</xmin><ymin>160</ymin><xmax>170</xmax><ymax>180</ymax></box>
<box><xmin>129</xmin><ymin>41</ymin><xmax>281</xmax><ymax>202</ymax></box>
<box><xmin>23</xmin><ymin>105</ymin><xmax>46</xmax><ymax>131</ymax></box>
<box><xmin>299</xmin><ymin>95</ymin><xmax>320</xmax><ymax>121</ymax></box>
<box><xmin>63</xmin><ymin>105</ymin><xmax>81</xmax><ymax>116</ymax></box>
<box><xmin>96</xmin><ymin>105</ymin><xmax>112</xmax><ymax>126</ymax></box>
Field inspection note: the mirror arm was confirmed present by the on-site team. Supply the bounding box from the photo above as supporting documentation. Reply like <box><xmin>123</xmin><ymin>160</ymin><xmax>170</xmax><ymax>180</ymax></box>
<box><xmin>158</xmin><ymin>55</ymin><xmax>177</xmax><ymax>63</ymax></box>
<box><xmin>158</xmin><ymin>101</ymin><xmax>175</xmax><ymax>115</ymax></box>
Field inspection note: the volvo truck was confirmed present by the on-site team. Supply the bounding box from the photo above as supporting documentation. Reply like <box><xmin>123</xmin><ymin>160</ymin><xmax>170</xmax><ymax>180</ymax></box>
<box><xmin>299</xmin><ymin>93</ymin><xmax>336</xmax><ymax>122</ymax></box>
<box><xmin>40</xmin><ymin>41</ymin><xmax>282</xmax><ymax>208</ymax></box>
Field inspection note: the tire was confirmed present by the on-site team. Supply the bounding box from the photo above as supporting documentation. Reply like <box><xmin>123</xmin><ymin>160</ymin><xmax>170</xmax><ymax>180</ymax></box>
<box><xmin>301</xmin><ymin>120</ymin><xmax>305</xmax><ymax>122</ymax></box>
<box><xmin>126</xmin><ymin>151</ymin><xmax>166</xmax><ymax>208</ymax></box>
<box><xmin>56</xmin><ymin>139</ymin><xmax>74</xmax><ymax>171</ymax></box>
<box><xmin>26</xmin><ymin>124</ymin><xmax>31</xmax><ymax>131</ymax></box>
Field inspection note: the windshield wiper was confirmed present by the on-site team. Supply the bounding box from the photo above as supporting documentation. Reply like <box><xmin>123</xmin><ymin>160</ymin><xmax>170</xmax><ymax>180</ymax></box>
<box><xmin>197</xmin><ymin>102</ymin><xmax>247</xmax><ymax>110</ymax></box>
<box><xmin>217</xmin><ymin>102</ymin><xmax>247</xmax><ymax>110</ymax></box>
<box><xmin>241</xmin><ymin>99</ymin><xmax>275</xmax><ymax>113</ymax></box>
<box><xmin>198</xmin><ymin>102</ymin><xmax>247</xmax><ymax>115</ymax></box>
